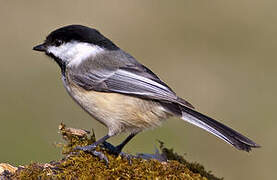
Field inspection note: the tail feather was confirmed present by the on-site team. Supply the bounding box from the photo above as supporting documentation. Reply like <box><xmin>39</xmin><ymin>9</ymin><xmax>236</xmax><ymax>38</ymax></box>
<box><xmin>180</xmin><ymin>106</ymin><xmax>260</xmax><ymax>152</ymax></box>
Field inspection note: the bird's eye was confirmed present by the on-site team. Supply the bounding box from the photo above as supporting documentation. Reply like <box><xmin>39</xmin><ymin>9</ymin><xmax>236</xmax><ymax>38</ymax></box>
<box><xmin>54</xmin><ymin>40</ymin><xmax>63</xmax><ymax>46</ymax></box>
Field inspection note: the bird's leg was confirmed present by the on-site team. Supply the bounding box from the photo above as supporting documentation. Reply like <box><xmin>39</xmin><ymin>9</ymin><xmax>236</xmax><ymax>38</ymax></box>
<box><xmin>103</xmin><ymin>133</ymin><xmax>137</xmax><ymax>155</ymax></box>
<box><xmin>102</xmin><ymin>133</ymin><xmax>138</xmax><ymax>163</ymax></box>
<box><xmin>75</xmin><ymin>134</ymin><xmax>111</xmax><ymax>165</ymax></box>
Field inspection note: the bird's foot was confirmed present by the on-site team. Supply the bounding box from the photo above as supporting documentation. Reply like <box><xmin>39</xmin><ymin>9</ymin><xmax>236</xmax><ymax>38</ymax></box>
<box><xmin>74</xmin><ymin>144</ymin><xmax>109</xmax><ymax>165</ymax></box>
<box><xmin>102</xmin><ymin>141</ymin><xmax>134</xmax><ymax>164</ymax></box>
<box><xmin>102</xmin><ymin>141</ymin><xmax>121</xmax><ymax>155</ymax></box>
<box><xmin>118</xmin><ymin>152</ymin><xmax>135</xmax><ymax>164</ymax></box>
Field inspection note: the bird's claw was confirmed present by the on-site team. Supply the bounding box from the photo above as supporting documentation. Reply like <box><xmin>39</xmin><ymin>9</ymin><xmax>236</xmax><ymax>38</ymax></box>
<box><xmin>74</xmin><ymin>145</ymin><xmax>109</xmax><ymax>165</ymax></box>
<box><xmin>119</xmin><ymin>152</ymin><xmax>135</xmax><ymax>164</ymax></box>
<box><xmin>74</xmin><ymin>144</ymin><xmax>96</xmax><ymax>152</ymax></box>
<box><xmin>90</xmin><ymin>150</ymin><xmax>109</xmax><ymax>166</ymax></box>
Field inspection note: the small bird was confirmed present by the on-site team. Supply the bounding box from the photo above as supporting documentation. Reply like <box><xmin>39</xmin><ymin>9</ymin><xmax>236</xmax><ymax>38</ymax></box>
<box><xmin>33</xmin><ymin>25</ymin><xmax>259</xmax><ymax>162</ymax></box>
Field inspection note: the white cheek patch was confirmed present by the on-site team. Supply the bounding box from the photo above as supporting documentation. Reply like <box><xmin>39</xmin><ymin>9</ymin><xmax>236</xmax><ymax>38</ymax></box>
<box><xmin>47</xmin><ymin>41</ymin><xmax>104</xmax><ymax>66</ymax></box>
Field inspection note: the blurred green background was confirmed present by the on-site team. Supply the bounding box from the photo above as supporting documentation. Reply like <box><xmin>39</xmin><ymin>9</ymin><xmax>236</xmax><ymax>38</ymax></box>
<box><xmin>0</xmin><ymin>0</ymin><xmax>276</xmax><ymax>179</ymax></box>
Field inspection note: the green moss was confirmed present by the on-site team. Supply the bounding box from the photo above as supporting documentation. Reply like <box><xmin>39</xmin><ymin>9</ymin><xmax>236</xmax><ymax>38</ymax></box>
<box><xmin>11</xmin><ymin>124</ymin><xmax>223</xmax><ymax>180</ymax></box>
<box><xmin>158</xmin><ymin>141</ymin><xmax>223</xmax><ymax>180</ymax></box>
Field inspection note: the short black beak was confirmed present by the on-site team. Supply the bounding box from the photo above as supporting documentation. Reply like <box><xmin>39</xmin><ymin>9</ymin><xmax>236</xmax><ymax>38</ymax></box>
<box><xmin>33</xmin><ymin>43</ymin><xmax>47</xmax><ymax>52</ymax></box>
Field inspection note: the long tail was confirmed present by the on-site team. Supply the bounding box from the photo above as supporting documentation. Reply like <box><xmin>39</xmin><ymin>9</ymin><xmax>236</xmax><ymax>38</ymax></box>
<box><xmin>180</xmin><ymin>106</ymin><xmax>260</xmax><ymax>152</ymax></box>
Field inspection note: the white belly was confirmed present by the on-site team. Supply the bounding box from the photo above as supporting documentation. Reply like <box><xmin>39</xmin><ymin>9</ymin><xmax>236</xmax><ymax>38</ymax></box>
<box><xmin>62</xmin><ymin>75</ymin><xmax>171</xmax><ymax>136</ymax></box>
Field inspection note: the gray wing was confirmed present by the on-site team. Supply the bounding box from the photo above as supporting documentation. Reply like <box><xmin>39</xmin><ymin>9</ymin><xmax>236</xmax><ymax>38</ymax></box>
<box><xmin>68</xmin><ymin>55</ymin><xmax>194</xmax><ymax>108</ymax></box>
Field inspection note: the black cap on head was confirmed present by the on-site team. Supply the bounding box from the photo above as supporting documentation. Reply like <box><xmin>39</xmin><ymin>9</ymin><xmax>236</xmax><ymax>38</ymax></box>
<box><xmin>45</xmin><ymin>25</ymin><xmax>119</xmax><ymax>50</ymax></box>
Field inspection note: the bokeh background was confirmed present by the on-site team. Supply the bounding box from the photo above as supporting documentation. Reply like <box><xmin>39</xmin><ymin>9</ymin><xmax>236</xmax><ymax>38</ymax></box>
<box><xmin>0</xmin><ymin>0</ymin><xmax>276</xmax><ymax>179</ymax></box>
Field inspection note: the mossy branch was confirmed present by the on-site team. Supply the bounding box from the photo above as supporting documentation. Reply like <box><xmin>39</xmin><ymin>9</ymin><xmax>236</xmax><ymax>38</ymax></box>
<box><xmin>1</xmin><ymin>123</ymin><xmax>223</xmax><ymax>180</ymax></box>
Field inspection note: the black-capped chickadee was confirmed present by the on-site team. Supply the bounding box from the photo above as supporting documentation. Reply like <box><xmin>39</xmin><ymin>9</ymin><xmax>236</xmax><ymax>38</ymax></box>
<box><xmin>33</xmin><ymin>25</ymin><xmax>259</xmax><ymax>161</ymax></box>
